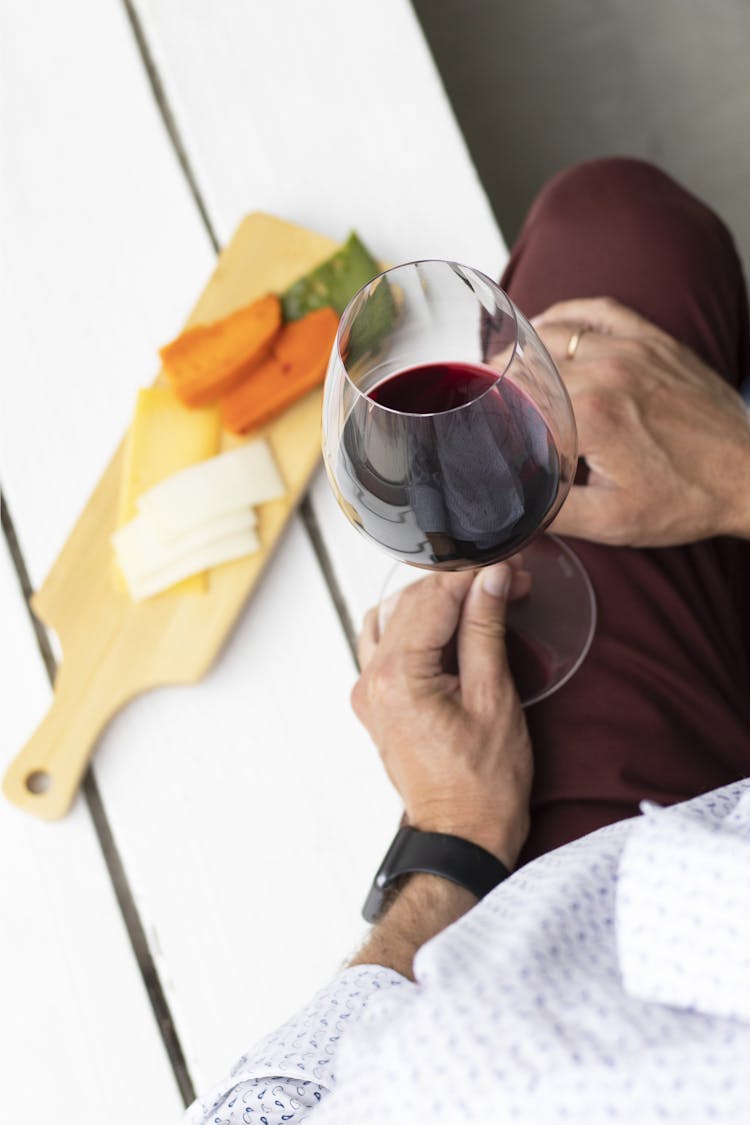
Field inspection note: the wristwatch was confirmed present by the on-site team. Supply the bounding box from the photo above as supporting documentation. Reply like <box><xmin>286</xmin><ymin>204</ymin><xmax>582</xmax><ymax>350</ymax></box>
<box><xmin>362</xmin><ymin>824</ymin><xmax>511</xmax><ymax>923</ymax></box>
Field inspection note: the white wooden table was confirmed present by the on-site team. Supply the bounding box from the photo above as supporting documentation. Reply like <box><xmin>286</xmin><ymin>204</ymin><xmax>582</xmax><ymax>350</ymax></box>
<box><xmin>0</xmin><ymin>2</ymin><xmax>506</xmax><ymax>1118</ymax></box>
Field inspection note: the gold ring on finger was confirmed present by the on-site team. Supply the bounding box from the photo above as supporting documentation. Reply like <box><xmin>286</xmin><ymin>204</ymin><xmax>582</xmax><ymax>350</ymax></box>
<box><xmin>566</xmin><ymin>326</ymin><xmax>587</xmax><ymax>360</ymax></box>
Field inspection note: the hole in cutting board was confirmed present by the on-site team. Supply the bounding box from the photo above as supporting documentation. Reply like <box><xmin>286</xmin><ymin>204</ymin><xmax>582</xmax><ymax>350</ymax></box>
<box><xmin>25</xmin><ymin>770</ymin><xmax>52</xmax><ymax>795</ymax></box>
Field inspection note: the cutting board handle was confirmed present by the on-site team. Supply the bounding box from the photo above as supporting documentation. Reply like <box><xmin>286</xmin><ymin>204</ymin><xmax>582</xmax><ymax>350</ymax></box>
<box><xmin>2</xmin><ymin>664</ymin><xmax>122</xmax><ymax>820</ymax></box>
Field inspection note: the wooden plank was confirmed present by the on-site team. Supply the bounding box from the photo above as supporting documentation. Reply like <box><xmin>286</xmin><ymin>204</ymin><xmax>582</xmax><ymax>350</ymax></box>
<box><xmin>133</xmin><ymin>0</ymin><xmax>508</xmax><ymax>627</ymax></box>
<box><xmin>136</xmin><ymin>0</ymin><xmax>506</xmax><ymax>265</ymax></box>
<box><xmin>0</xmin><ymin>538</ymin><xmax>183</xmax><ymax>1123</ymax></box>
<box><xmin>0</xmin><ymin>0</ymin><xmax>400</xmax><ymax>1092</ymax></box>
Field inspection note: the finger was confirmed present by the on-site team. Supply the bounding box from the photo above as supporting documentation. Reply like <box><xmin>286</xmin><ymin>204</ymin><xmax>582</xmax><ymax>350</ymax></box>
<box><xmin>457</xmin><ymin>562</ymin><xmax>514</xmax><ymax>712</ymax></box>
<box><xmin>529</xmin><ymin>368</ymin><xmax>615</xmax><ymax>460</ymax></box>
<box><xmin>378</xmin><ymin>569</ymin><xmax>477</xmax><ymax>662</ymax></box>
<box><xmin>358</xmin><ymin>608</ymin><xmax>380</xmax><ymax>670</ymax></box>
<box><xmin>565</xmin><ymin>382</ymin><xmax>625</xmax><ymax>458</ymax></box>
<box><xmin>532</xmin><ymin>322</ymin><xmax>611</xmax><ymax>370</ymax></box>
<box><xmin>532</xmin><ymin>296</ymin><xmax>668</xmax><ymax>341</ymax></box>
<box><xmin>547</xmin><ymin>482</ymin><xmax>616</xmax><ymax>541</ymax></box>
<box><xmin>378</xmin><ymin>588</ymin><xmax>406</xmax><ymax>634</ymax></box>
<box><xmin>509</xmin><ymin>568</ymin><xmax>532</xmax><ymax>601</ymax></box>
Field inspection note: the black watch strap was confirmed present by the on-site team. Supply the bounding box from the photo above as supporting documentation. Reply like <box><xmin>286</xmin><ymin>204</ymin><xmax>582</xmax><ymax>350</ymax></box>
<box><xmin>362</xmin><ymin>825</ymin><xmax>511</xmax><ymax>923</ymax></box>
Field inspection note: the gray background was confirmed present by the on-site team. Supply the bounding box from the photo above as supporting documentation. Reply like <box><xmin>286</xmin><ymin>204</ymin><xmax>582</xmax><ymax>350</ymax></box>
<box><xmin>412</xmin><ymin>0</ymin><xmax>750</xmax><ymax>272</ymax></box>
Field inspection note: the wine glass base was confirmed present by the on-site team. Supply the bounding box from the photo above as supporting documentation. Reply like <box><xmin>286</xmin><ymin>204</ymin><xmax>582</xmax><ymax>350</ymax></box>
<box><xmin>505</xmin><ymin>535</ymin><xmax>596</xmax><ymax>707</ymax></box>
<box><xmin>378</xmin><ymin>535</ymin><xmax>596</xmax><ymax>708</ymax></box>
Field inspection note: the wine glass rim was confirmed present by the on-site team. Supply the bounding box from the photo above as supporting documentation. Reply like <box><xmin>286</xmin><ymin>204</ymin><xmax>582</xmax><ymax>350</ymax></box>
<box><xmin>334</xmin><ymin>259</ymin><xmax>520</xmax><ymax>419</ymax></box>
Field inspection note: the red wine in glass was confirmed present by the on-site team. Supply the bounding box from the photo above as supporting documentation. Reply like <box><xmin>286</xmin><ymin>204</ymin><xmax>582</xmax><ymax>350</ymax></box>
<box><xmin>322</xmin><ymin>260</ymin><xmax>596</xmax><ymax>706</ymax></box>
<box><xmin>338</xmin><ymin>360</ymin><xmax>561</xmax><ymax>568</ymax></box>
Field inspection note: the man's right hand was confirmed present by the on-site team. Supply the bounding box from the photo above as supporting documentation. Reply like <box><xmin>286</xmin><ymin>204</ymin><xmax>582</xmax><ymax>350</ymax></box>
<box><xmin>532</xmin><ymin>297</ymin><xmax>750</xmax><ymax>547</ymax></box>
<box><xmin>352</xmin><ymin>563</ymin><xmax>533</xmax><ymax>873</ymax></box>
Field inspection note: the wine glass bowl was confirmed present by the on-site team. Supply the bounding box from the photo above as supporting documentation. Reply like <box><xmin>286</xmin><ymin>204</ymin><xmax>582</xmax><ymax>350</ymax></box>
<box><xmin>322</xmin><ymin>260</ymin><xmax>577</xmax><ymax>570</ymax></box>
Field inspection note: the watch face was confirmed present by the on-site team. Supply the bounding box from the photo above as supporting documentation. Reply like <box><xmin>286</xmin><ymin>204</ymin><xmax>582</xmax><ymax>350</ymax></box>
<box><xmin>362</xmin><ymin>826</ymin><xmax>411</xmax><ymax>924</ymax></box>
<box><xmin>362</xmin><ymin>881</ymin><xmax>386</xmax><ymax>924</ymax></box>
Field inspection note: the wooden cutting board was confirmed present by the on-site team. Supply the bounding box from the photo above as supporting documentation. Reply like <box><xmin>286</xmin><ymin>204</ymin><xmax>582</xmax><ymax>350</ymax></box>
<box><xmin>3</xmin><ymin>213</ymin><xmax>339</xmax><ymax>820</ymax></box>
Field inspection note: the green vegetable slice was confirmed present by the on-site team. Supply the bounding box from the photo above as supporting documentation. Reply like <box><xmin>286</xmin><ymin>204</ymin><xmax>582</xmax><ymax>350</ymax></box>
<box><xmin>281</xmin><ymin>232</ymin><xmax>381</xmax><ymax>320</ymax></box>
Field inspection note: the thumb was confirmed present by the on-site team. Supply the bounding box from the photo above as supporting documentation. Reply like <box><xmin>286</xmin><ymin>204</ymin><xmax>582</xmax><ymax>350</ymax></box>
<box><xmin>457</xmin><ymin>562</ymin><xmax>513</xmax><ymax>711</ymax></box>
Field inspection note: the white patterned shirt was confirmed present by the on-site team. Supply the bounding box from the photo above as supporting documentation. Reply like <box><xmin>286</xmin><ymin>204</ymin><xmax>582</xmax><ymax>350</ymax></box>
<box><xmin>186</xmin><ymin>778</ymin><xmax>750</xmax><ymax>1124</ymax></box>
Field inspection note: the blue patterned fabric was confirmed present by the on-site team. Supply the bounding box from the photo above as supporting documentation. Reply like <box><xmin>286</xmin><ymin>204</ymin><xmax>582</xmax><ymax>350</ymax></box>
<box><xmin>186</xmin><ymin>779</ymin><xmax>750</xmax><ymax>1124</ymax></box>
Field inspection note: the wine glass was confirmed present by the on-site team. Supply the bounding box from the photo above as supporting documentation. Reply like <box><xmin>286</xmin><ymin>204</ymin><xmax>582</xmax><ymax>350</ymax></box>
<box><xmin>322</xmin><ymin>260</ymin><xmax>595</xmax><ymax>706</ymax></box>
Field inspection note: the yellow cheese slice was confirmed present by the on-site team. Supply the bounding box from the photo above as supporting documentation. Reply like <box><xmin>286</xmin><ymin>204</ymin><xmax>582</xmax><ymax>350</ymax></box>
<box><xmin>115</xmin><ymin>386</ymin><xmax>220</xmax><ymax>593</ymax></box>
<box><xmin>138</xmin><ymin>438</ymin><xmax>285</xmax><ymax>540</ymax></box>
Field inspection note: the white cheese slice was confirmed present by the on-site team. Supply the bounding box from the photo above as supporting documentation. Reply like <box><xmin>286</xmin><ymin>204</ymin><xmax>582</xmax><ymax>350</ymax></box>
<box><xmin>112</xmin><ymin>507</ymin><xmax>257</xmax><ymax>580</ymax></box>
<box><xmin>123</xmin><ymin>528</ymin><xmax>261</xmax><ymax>602</ymax></box>
<box><xmin>138</xmin><ymin>439</ymin><xmax>286</xmax><ymax>539</ymax></box>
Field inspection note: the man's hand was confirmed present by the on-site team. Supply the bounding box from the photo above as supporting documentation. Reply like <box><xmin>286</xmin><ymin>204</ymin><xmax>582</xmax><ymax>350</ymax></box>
<box><xmin>352</xmin><ymin>561</ymin><xmax>533</xmax><ymax>872</ymax></box>
<box><xmin>532</xmin><ymin>297</ymin><xmax>750</xmax><ymax>547</ymax></box>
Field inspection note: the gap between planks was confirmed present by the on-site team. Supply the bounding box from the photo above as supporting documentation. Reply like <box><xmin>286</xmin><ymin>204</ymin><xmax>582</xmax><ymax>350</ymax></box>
<box><xmin>121</xmin><ymin>0</ymin><xmax>220</xmax><ymax>255</ymax></box>
<box><xmin>120</xmin><ymin>0</ymin><xmax>360</xmax><ymax>663</ymax></box>
<box><xmin>0</xmin><ymin>492</ymin><xmax>196</xmax><ymax>1107</ymax></box>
